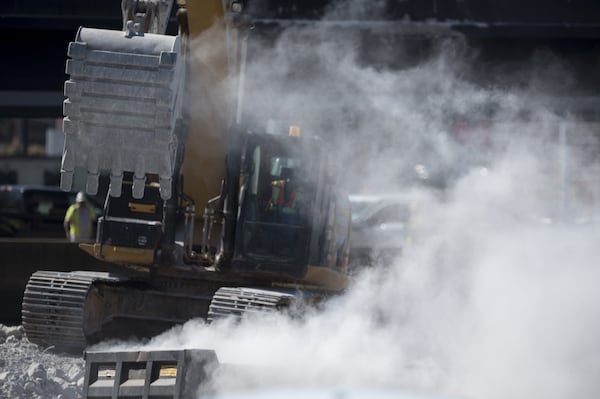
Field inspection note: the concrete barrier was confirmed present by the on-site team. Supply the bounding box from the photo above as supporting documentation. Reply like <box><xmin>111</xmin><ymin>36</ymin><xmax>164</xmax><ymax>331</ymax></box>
<box><xmin>0</xmin><ymin>239</ymin><xmax>123</xmax><ymax>324</ymax></box>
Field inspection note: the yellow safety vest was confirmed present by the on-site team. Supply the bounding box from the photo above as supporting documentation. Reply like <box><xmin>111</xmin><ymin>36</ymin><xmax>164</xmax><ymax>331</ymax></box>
<box><xmin>64</xmin><ymin>204</ymin><xmax>96</xmax><ymax>240</ymax></box>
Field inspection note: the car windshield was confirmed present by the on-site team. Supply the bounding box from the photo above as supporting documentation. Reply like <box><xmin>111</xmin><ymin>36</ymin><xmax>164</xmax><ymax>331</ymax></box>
<box><xmin>350</xmin><ymin>196</ymin><xmax>410</xmax><ymax>225</ymax></box>
<box><xmin>0</xmin><ymin>188</ymin><xmax>23</xmax><ymax>212</ymax></box>
<box><xmin>350</xmin><ymin>200</ymin><xmax>375</xmax><ymax>222</ymax></box>
<box><xmin>23</xmin><ymin>190</ymin><xmax>74</xmax><ymax>218</ymax></box>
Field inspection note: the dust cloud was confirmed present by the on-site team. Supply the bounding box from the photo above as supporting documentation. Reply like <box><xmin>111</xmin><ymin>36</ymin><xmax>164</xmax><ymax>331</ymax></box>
<box><xmin>96</xmin><ymin>3</ymin><xmax>600</xmax><ymax>399</ymax></box>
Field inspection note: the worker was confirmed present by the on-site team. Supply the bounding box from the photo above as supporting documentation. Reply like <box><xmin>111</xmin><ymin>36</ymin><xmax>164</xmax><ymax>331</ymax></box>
<box><xmin>64</xmin><ymin>191</ymin><xmax>96</xmax><ymax>242</ymax></box>
<box><xmin>269</xmin><ymin>168</ymin><xmax>299</xmax><ymax>209</ymax></box>
<box><xmin>268</xmin><ymin>167</ymin><xmax>304</xmax><ymax>224</ymax></box>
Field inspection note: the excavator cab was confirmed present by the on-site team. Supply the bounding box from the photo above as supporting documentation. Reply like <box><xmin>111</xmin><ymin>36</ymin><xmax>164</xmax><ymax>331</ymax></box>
<box><xmin>228</xmin><ymin>130</ymin><xmax>350</xmax><ymax>281</ymax></box>
<box><xmin>233</xmin><ymin>133</ymin><xmax>315</xmax><ymax>277</ymax></box>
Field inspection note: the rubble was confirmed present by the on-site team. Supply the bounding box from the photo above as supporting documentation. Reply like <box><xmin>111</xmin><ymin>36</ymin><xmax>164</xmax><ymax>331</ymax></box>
<box><xmin>0</xmin><ymin>324</ymin><xmax>84</xmax><ymax>399</ymax></box>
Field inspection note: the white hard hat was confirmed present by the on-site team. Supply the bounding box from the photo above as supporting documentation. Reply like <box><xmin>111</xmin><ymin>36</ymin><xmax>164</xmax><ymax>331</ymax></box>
<box><xmin>76</xmin><ymin>191</ymin><xmax>86</xmax><ymax>203</ymax></box>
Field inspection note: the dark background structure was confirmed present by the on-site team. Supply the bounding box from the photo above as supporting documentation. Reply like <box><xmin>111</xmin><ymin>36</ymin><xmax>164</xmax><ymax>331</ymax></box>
<box><xmin>1</xmin><ymin>1</ymin><xmax>600</xmax><ymax>118</ymax></box>
<box><xmin>0</xmin><ymin>1</ymin><xmax>178</xmax><ymax>118</ymax></box>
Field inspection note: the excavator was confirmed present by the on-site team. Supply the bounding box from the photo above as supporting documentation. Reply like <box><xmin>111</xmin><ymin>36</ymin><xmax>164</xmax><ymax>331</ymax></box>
<box><xmin>21</xmin><ymin>0</ymin><xmax>352</xmax><ymax>353</ymax></box>
<box><xmin>22</xmin><ymin>0</ymin><xmax>600</xmax><ymax>357</ymax></box>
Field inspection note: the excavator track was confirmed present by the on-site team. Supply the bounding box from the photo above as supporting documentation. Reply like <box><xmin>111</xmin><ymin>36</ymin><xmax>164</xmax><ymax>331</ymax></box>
<box><xmin>21</xmin><ymin>270</ymin><xmax>121</xmax><ymax>352</ymax></box>
<box><xmin>207</xmin><ymin>287</ymin><xmax>296</xmax><ymax>321</ymax></box>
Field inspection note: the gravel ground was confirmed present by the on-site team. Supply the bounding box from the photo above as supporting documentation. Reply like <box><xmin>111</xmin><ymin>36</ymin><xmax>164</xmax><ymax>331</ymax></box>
<box><xmin>0</xmin><ymin>324</ymin><xmax>85</xmax><ymax>399</ymax></box>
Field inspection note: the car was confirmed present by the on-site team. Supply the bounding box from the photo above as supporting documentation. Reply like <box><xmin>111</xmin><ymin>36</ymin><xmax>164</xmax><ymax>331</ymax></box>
<box><xmin>0</xmin><ymin>185</ymin><xmax>102</xmax><ymax>238</ymax></box>
<box><xmin>349</xmin><ymin>193</ymin><xmax>413</xmax><ymax>267</ymax></box>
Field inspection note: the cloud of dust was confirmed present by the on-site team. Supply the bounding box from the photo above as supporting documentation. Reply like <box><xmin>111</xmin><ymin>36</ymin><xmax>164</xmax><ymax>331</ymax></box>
<box><xmin>94</xmin><ymin>2</ymin><xmax>600</xmax><ymax>398</ymax></box>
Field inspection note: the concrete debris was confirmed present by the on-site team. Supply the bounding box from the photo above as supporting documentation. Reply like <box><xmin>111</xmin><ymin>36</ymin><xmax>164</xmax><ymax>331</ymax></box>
<box><xmin>27</xmin><ymin>362</ymin><xmax>46</xmax><ymax>379</ymax></box>
<box><xmin>0</xmin><ymin>324</ymin><xmax>85</xmax><ymax>399</ymax></box>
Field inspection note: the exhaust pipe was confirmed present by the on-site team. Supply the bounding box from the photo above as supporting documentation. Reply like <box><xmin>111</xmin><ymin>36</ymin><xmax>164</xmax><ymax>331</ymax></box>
<box><xmin>201</xmin><ymin>196</ymin><xmax>222</xmax><ymax>260</ymax></box>
<box><xmin>183</xmin><ymin>202</ymin><xmax>196</xmax><ymax>260</ymax></box>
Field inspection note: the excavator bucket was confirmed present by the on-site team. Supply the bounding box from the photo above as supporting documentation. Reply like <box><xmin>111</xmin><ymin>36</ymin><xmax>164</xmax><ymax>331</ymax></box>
<box><xmin>83</xmin><ymin>349</ymin><xmax>219</xmax><ymax>399</ymax></box>
<box><xmin>61</xmin><ymin>26</ymin><xmax>186</xmax><ymax>200</ymax></box>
